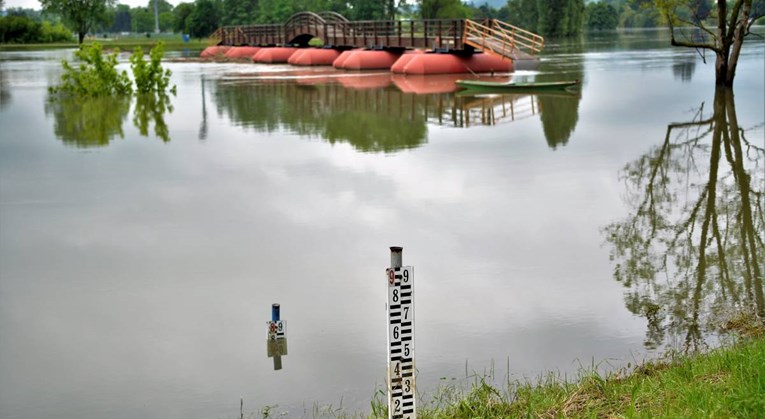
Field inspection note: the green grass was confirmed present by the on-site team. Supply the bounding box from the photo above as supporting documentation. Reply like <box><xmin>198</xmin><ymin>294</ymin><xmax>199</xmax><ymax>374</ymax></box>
<box><xmin>368</xmin><ymin>314</ymin><xmax>765</xmax><ymax>419</ymax></box>
<box><xmin>0</xmin><ymin>35</ymin><xmax>210</xmax><ymax>52</ymax></box>
<box><xmin>238</xmin><ymin>314</ymin><xmax>764</xmax><ymax>418</ymax></box>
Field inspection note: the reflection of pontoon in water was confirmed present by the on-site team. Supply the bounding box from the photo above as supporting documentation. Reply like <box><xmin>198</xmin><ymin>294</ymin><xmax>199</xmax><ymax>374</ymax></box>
<box><xmin>210</xmin><ymin>74</ymin><xmax>581</xmax><ymax>151</ymax></box>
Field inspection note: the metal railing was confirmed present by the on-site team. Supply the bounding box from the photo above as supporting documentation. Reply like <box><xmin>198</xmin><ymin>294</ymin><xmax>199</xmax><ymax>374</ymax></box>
<box><xmin>209</xmin><ymin>14</ymin><xmax>541</xmax><ymax>55</ymax></box>
<box><xmin>463</xmin><ymin>19</ymin><xmax>544</xmax><ymax>60</ymax></box>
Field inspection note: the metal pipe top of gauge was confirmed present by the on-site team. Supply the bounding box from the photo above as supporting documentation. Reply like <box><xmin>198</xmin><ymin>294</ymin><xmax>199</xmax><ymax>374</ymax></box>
<box><xmin>272</xmin><ymin>304</ymin><xmax>280</xmax><ymax>322</ymax></box>
<box><xmin>390</xmin><ymin>247</ymin><xmax>403</xmax><ymax>268</ymax></box>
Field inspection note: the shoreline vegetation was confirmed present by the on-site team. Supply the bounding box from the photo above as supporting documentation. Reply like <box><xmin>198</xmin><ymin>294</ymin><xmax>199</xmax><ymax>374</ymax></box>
<box><xmin>0</xmin><ymin>37</ymin><xmax>210</xmax><ymax>51</ymax></box>
<box><xmin>253</xmin><ymin>310</ymin><xmax>764</xmax><ymax>418</ymax></box>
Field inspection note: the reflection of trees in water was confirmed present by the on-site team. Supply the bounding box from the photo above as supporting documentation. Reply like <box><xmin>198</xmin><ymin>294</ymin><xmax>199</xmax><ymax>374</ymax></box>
<box><xmin>0</xmin><ymin>67</ymin><xmax>11</xmax><ymax>110</ymax></box>
<box><xmin>672</xmin><ymin>58</ymin><xmax>696</xmax><ymax>82</ymax></box>
<box><xmin>213</xmin><ymin>81</ymin><xmax>428</xmax><ymax>153</ymax></box>
<box><xmin>45</xmin><ymin>93</ymin><xmax>173</xmax><ymax>147</ymax></box>
<box><xmin>212</xmin><ymin>80</ymin><xmax>584</xmax><ymax>152</ymax></box>
<box><xmin>604</xmin><ymin>88</ymin><xmax>764</xmax><ymax>352</ymax></box>
<box><xmin>536</xmin><ymin>45</ymin><xmax>584</xmax><ymax>149</ymax></box>
<box><xmin>133</xmin><ymin>93</ymin><xmax>173</xmax><ymax>142</ymax></box>
<box><xmin>45</xmin><ymin>96</ymin><xmax>131</xmax><ymax>147</ymax></box>
<box><xmin>539</xmin><ymin>95</ymin><xmax>580</xmax><ymax>149</ymax></box>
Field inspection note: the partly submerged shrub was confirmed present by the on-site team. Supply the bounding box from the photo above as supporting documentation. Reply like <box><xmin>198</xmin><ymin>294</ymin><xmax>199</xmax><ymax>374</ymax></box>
<box><xmin>130</xmin><ymin>42</ymin><xmax>176</xmax><ymax>95</ymax></box>
<box><xmin>50</xmin><ymin>42</ymin><xmax>176</xmax><ymax>97</ymax></box>
<box><xmin>50</xmin><ymin>43</ymin><xmax>132</xmax><ymax>97</ymax></box>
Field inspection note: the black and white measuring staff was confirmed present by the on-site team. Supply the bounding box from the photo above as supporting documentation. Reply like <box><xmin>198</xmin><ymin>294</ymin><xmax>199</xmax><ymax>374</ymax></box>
<box><xmin>386</xmin><ymin>247</ymin><xmax>416</xmax><ymax>419</ymax></box>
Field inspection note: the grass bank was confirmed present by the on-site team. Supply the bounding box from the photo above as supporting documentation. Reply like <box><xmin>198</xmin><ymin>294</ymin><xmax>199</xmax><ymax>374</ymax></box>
<box><xmin>0</xmin><ymin>36</ymin><xmax>210</xmax><ymax>52</ymax></box>
<box><xmin>396</xmin><ymin>313</ymin><xmax>764</xmax><ymax>418</ymax></box>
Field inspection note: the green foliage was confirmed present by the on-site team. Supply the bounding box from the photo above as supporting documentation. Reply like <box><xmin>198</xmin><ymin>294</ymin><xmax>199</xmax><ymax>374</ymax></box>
<box><xmin>506</xmin><ymin>0</ymin><xmax>583</xmax><ymax>36</ymax></box>
<box><xmin>108</xmin><ymin>4</ymin><xmax>132</xmax><ymax>32</ymax></box>
<box><xmin>536</xmin><ymin>0</ymin><xmax>585</xmax><ymax>36</ymax></box>
<box><xmin>50</xmin><ymin>42</ymin><xmax>176</xmax><ymax>98</ymax></box>
<box><xmin>50</xmin><ymin>43</ymin><xmax>132</xmax><ymax>96</ymax></box>
<box><xmin>0</xmin><ymin>15</ymin><xmax>74</xmax><ymax>43</ymax></box>
<box><xmin>130</xmin><ymin>42</ymin><xmax>176</xmax><ymax>95</ymax></box>
<box><xmin>188</xmin><ymin>0</ymin><xmax>219</xmax><ymax>38</ymax></box>
<box><xmin>586</xmin><ymin>1</ymin><xmax>620</xmax><ymax>30</ymax></box>
<box><xmin>255</xmin><ymin>0</ymin><xmax>294</xmax><ymax>23</ymax></box>
<box><xmin>220</xmin><ymin>0</ymin><xmax>258</xmax><ymax>26</ymax></box>
<box><xmin>0</xmin><ymin>15</ymin><xmax>41</xmax><ymax>43</ymax></box>
<box><xmin>419</xmin><ymin>0</ymin><xmax>472</xmax><ymax>18</ymax></box>
<box><xmin>619</xmin><ymin>3</ymin><xmax>661</xmax><ymax>27</ymax></box>
<box><xmin>39</xmin><ymin>0</ymin><xmax>115</xmax><ymax>43</ymax></box>
<box><xmin>507</xmin><ymin>0</ymin><xmax>539</xmax><ymax>31</ymax></box>
<box><xmin>375</xmin><ymin>334</ymin><xmax>765</xmax><ymax>418</ymax></box>
<box><xmin>172</xmin><ymin>2</ymin><xmax>195</xmax><ymax>33</ymax></box>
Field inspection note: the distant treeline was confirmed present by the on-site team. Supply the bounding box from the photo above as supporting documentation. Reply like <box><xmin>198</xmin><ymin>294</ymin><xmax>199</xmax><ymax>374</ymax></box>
<box><xmin>2</xmin><ymin>0</ymin><xmax>764</xmax><ymax>44</ymax></box>
<box><xmin>0</xmin><ymin>9</ymin><xmax>73</xmax><ymax>43</ymax></box>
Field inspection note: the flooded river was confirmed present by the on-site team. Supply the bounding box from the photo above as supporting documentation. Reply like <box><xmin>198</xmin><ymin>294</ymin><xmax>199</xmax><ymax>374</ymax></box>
<box><xmin>0</xmin><ymin>29</ymin><xmax>763</xmax><ymax>418</ymax></box>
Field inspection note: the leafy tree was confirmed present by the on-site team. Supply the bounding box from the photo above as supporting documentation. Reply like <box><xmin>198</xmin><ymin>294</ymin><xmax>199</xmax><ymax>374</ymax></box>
<box><xmin>586</xmin><ymin>1</ymin><xmax>619</xmax><ymax>30</ymax></box>
<box><xmin>419</xmin><ymin>0</ymin><xmax>472</xmax><ymax>18</ymax></box>
<box><xmin>39</xmin><ymin>0</ymin><xmax>115</xmax><ymax>43</ymax></box>
<box><xmin>188</xmin><ymin>0</ymin><xmax>219</xmax><ymax>37</ymax></box>
<box><xmin>220</xmin><ymin>0</ymin><xmax>257</xmax><ymax>25</ymax></box>
<box><xmin>131</xmin><ymin>7</ymin><xmax>154</xmax><ymax>33</ymax></box>
<box><xmin>536</xmin><ymin>0</ymin><xmax>584</xmax><ymax>36</ymax></box>
<box><xmin>0</xmin><ymin>15</ymin><xmax>73</xmax><ymax>43</ymax></box>
<box><xmin>348</xmin><ymin>0</ymin><xmax>387</xmax><ymax>20</ymax></box>
<box><xmin>173</xmin><ymin>2</ymin><xmax>194</xmax><ymax>33</ymax></box>
<box><xmin>646</xmin><ymin>0</ymin><xmax>764</xmax><ymax>86</ymax></box>
<box><xmin>0</xmin><ymin>15</ymin><xmax>41</xmax><ymax>43</ymax></box>
<box><xmin>506</xmin><ymin>0</ymin><xmax>583</xmax><ymax>36</ymax></box>
<box><xmin>255</xmin><ymin>0</ymin><xmax>293</xmax><ymax>23</ymax></box>
<box><xmin>618</xmin><ymin>3</ymin><xmax>661</xmax><ymax>27</ymax></box>
<box><xmin>109</xmin><ymin>4</ymin><xmax>132</xmax><ymax>32</ymax></box>
<box><xmin>507</xmin><ymin>0</ymin><xmax>539</xmax><ymax>31</ymax></box>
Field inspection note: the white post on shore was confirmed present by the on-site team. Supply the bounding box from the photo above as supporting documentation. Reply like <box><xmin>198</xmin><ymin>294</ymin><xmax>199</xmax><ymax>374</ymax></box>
<box><xmin>386</xmin><ymin>247</ymin><xmax>415</xmax><ymax>418</ymax></box>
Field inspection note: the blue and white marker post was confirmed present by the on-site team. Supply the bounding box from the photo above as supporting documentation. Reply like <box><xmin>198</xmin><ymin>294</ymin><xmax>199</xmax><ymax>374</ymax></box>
<box><xmin>386</xmin><ymin>247</ymin><xmax>416</xmax><ymax>418</ymax></box>
<box><xmin>267</xmin><ymin>303</ymin><xmax>287</xmax><ymax>370</ymax></box>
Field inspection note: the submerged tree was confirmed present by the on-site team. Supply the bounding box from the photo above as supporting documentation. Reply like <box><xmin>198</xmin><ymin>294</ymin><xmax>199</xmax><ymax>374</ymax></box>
<box><xmin>648</xmin><ymin>0</ymin><xmax>765</xmax><ymax>86</ymax></box>
<box><xmin>604</xmin><ymin>87</ymin><xmax>764</xmax><ymax>351</ymax></box>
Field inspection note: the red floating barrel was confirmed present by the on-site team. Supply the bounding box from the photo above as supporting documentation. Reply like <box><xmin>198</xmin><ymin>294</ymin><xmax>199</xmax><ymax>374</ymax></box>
<box><xmin>289</xmin><ymin>48</ymin><xmax>341</xmax><ymax>66</ymax></box>
<box><xmin>253</xmin><ymin>47</ymin><xmax>299</xmax><ymax>63</ymax></box>
<box><xmin>337</xmin><ymin>50</ymin><xmax>402</xmax><ymax>70</ymax></box>
<box><xmin>200</xmin><ymin>46</ymin><xmax>232</xmax><ymax>59</ymax></box>
<box><xmin>390</xmin><ymin>50</ymin><xmax>425</xmax><ymax>74</ymax></box>
<box><xmin>465</xmin><ymin>53</ymin><xmax>514</xmax><ymax>73</ymax></box>
<box><xmin>224</xmin><ymin>46</ymin><xmax>261</xmax><ymax>60</ymax></box>
<box><xmin>332</xmin><ymin>49</ymin><xmax>359</xmax><ymax>69</ymax></box>
<box><xmin>396</xmin><ymin>52</ymin><xmax>514</xmax><ymax>75</ymax></box>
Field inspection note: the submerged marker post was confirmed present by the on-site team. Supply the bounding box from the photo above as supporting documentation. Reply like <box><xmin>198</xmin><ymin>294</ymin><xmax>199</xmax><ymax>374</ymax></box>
<box><xmin>386</xmin><ymin>247</ymin><xmax>415</xmax><ymax>418</ymax></box>
<box><xmin>267</xmin><ymin>303</ymin><xmax>287</xmax><ymax>370</ymax></box>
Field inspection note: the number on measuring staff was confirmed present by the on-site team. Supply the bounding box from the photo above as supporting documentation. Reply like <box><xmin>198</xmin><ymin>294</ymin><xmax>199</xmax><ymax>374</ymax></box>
<box><xmin>386</xmin><ymin>265</ymin><xmax>415</xmax><ymax>418</ymax></box>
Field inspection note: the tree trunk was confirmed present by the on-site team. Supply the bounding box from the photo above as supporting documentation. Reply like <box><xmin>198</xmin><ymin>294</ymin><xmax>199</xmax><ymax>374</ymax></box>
<box><xmin>78</xmin><ymin>31</ymin><xmax>86</xmax><ymax>44</ymax></box>
<box><xmin>725</xmin><ymin>0</ymin><xmax>753</xmax><ymax>86</ymax></box>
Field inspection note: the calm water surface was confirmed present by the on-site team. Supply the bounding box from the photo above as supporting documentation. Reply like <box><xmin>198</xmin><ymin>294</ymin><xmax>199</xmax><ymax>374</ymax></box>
<box><xmin>0</xmin><ymin>30</ymin><xmax>763</xmax><ymax>418</ymax></box>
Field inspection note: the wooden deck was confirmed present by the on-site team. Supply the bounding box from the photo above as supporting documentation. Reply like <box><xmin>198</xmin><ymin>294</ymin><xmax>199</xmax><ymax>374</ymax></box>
<box><xmin>211</xmin><ymin>13</ymin><xmax>544</xmax><ymax>60</ymax></box>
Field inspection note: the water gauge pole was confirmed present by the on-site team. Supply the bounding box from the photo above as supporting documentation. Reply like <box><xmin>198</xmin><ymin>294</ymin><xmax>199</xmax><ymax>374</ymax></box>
<box><xmin>386</xmin><ymin>247</ymin><xmax>415</xmax><ymax>418</ymax></box>
<box><xmin>267</xmin><ymin>303</ymin><xmax>287</xmax><ymax>370</ymax></box>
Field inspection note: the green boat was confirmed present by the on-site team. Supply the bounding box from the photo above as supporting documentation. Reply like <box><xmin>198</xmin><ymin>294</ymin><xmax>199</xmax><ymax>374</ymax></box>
<box><xmin>455</xmin><ymin>79</ymin><xmax>581</xmax><ymax>93</ymax></box>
